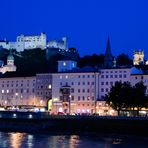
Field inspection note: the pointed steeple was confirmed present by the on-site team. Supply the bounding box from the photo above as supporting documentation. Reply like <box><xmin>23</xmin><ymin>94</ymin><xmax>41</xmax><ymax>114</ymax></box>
<box><xmin>105</xmin><ymin>36</ymin><xmax>112</xmax><ymax>58</ymax></box>
<box><xmin>104</xmin><ymin>36</ymin><xmax>113</xmax><ymax>68</ymax></box>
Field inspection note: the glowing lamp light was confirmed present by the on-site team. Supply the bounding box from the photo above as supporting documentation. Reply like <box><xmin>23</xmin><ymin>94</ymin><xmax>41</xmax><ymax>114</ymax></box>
<box><xmin>29</xmin><ymin>114</ymin><xmax>33</xmax><ymax>118</ymax></box>
<box><xmin>13</xmin><ymin>114</ymin><xmax>17</xmax><ymax>118</ymax></box>
<box><xmin>59</xmin><ymin>107</ymin><xmax>63</xmax><ymax>112</ymax></box>
<box><xmin>48</xmin><ymin>84</ymin><xmax>52</xmax><ymax>89</ymax></box>
<box><xmin>87</xmin><ymin>109</ymin><xmax>90</xmax><ymax>113</ymax></box>
<box><xmin>53</xmin><ymin>98</ymin><xmax>59</xmax><ymax>102</ymax></box>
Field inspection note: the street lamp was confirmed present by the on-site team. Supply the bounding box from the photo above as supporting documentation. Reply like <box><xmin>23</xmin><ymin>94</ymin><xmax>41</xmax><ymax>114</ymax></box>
<box><xmin>4</xmin><ymin>100</ymin><xmax>7</xmax><ymax>106</ymax></box>
<box><xmin>53</xmin><ymin>98</ymin><xmax>59</xmax><ymax>114</ymax></box>
<box><xmin>40</xmin><ymin>100</ymin><xmax>43</xmax><ymax>106</ymax></box>
<box><xmin>69</xmin><ymin>95</ymin><xmax>71</xmax><ymax>115</ymax></box>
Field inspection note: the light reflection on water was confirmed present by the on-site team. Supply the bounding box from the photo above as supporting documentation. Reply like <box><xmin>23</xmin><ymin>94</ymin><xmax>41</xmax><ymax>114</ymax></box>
<box><xmin>0</xmin><ymin>132</ymin><xmax>147</xmax><ymax>148</ymax></box>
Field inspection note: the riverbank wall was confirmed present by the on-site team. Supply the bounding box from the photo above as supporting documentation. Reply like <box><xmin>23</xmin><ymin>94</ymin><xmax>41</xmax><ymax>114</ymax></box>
<box><xmin>0</xmin><ymin>111</ymin><xmax>147</xmax><ymax>135</ymax></box>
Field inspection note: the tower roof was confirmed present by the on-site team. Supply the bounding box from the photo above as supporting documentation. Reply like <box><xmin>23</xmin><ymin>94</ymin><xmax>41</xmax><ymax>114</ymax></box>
<box><xmin>105</xmin><ymin>36</ymin><xmax>112</xmax><ymax>57</ymax></box>
<box><xmin>104</xmin><ymin>36</ymin><xmax>113</xmax><ymax>68</ymax></box>
<box><xmin>7</xmin><ymin>50</ymin><xmax>14</xmax><ymax>60</ymax></box>
<box><xmin>7</xmin><ymin>55</ymin><xmax>14</xmax><ymax>60</ymax></box>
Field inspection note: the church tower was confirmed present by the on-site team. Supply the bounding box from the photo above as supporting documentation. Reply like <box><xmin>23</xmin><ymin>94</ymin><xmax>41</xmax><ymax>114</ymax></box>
<box><xmin>104</xmin><ymin>37</ymin><xmax>113</xmax><ymax>68</ymax></box>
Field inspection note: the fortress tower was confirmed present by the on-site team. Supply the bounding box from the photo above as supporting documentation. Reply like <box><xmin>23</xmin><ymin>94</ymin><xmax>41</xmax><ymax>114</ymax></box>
<box><xmin>133</xmin><ymin>50</ymin><xmax>144</xmax><ymax>65</ymax></box>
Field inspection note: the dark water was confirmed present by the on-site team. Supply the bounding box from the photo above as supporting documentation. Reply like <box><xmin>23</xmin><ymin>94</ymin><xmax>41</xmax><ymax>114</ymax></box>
<box><xmin>0</xmin><ymin>132</ymin><xmax>148</xmax><ymax>148</ymax></box>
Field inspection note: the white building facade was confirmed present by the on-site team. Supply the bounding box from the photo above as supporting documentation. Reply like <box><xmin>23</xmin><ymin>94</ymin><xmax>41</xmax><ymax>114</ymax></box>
<box><xmin>52</xmin><ymin>72</ymin><xmax>99</xmax><ymax>114</ymax></box>
<box><xmin>0</xmin><ymin>33</ymin><xmax>47</xmax><ymax>52</ymax></box>
<box><xmin>0</xmin><ymin>76</ymin><xmax>36</xmax><ymax>106</ymax></box>
<box><xmin>98</xmin><ymin>68</ymin><xmax>131</xmax><ymax>99</ymax></box>
<box><xmin>35</xmin><ymin>73</ymin><xmax>52</xmax><ymax>107</ymax></box>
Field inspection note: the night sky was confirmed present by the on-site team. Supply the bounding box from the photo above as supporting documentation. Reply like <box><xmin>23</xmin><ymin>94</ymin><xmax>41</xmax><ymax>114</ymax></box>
<box><xmin>0</xmin><ymin>0</ymin><xmax>148</xmax><ymax>58</ymax></box>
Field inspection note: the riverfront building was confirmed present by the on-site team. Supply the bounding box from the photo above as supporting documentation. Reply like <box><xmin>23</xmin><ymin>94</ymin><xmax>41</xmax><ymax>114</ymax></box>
<box><xmin>98</xmin><ymin>68</ymin><xmax>131</xmax><ymax>99</ymax></box>
<box><xmin>0</xmin><ymin>76</ymin><xmax>36</xmax><ymax>106</ymax></box>
<box><xmin>52</xmin><ymin>70</ymin><xmax>99</xmax><ymax>114</ymax></box>
<box><xmin>35</xmin><ymin>73</ymin><xmax>52</xmax><ymax>107</ymax></box>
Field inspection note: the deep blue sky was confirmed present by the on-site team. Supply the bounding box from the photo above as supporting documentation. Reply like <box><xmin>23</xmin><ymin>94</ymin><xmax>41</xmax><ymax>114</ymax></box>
<box><xmin>0</xmin><ymin>0</ymin><xmax>148</xmax><ymax>58</ymax></box>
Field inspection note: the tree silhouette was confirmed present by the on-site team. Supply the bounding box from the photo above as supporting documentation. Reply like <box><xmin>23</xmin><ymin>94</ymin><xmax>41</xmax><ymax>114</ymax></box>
<box><xmin>105</xmin><ymin>81</ymin><xmax>148</xmax><ymax>116</ymax></box>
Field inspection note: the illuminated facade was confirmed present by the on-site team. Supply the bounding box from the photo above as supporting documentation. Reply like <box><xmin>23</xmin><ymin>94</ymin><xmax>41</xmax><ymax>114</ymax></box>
<box><xmin>0</xmin><ymin>33</ymin><xmax>47</xmax><ymax>52</ymax></box>
<box><xmin>0</xmin><ymin>52</ymin><xmax>16</xmax><ymax>74</ymax></box>
<box><xmin>0</xmin><ymin>76</ymin><xmax>36</xmax><ymax>106</ymax></box>
<box><xmin>98</xmin><ymin>68</ymin><xmax>131</xmax><ymax>99</ymax></box>
<box><xmin>52</xmin><ymin>71</ymin><xmax>99</xmax><ymax>114</ymax></box>
<box><xmin>35</xmin><ymin>73</ymin><xmax>52</xmax><ymax>107</ymax></box>
<box><xmin>133</xmin><ymin>50</ymin><xmax>144</xmax><ymax>65</ymax></box>
<box><xmin>58</xmin><ymin>60</ymin><xmax>77</xmax><ymax>72</ymax></box>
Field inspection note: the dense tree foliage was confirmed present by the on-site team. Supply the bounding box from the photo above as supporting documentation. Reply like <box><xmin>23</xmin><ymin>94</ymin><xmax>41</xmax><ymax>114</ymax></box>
<box><xmin>0</xmin><ymin>49</ymin><xmax>133</xmax><ymax>75</ymax></box>
<box><xmin>116</xmin><ymin>53</ymin><xmax>132</xmax><ymax>66</ymax></box>
<box><xmin>105</xmin><ymin>81</ymin><xmax>148</xmax><ymax>116</ymax></box>
<box><xmin>77</xmin><ymin>54</ymin><xmax>104</xmax><ymax>68</ymax></box>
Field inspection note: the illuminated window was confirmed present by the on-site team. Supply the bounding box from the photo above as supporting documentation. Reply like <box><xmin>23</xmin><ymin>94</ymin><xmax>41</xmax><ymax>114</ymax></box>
<box><xmin>48</xmin><ymin>84</ymin><xmax>52</xmax><ymax>89</ymax></box>
<box><xmin>7</xmin><ymin>90</ymin><xmax>9</xmax><ymax>93</ymax></box>
<box><xmin>2</xmin><ymin>90</ymin><xmax>4</xmax><ymax>93</ymax></box>
<box><xmin>63</xmin><ymin>62</ymin><xmax>66</xmax><ymax>66</ymax></box>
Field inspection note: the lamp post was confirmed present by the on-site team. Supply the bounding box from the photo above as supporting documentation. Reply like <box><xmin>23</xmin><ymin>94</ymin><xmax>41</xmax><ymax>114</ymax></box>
<box><xmin>69</xmin><ymin>95</ymin><xmax>71</xmax><ymax>115</ymax></box>
<box><xmin>15</xmin><ymin>93</ymin><xmax>18</xmax><ymax>106</ymax></box>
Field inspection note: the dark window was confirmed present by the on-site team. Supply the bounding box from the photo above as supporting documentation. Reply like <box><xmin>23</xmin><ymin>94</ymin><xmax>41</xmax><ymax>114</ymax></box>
<box><xmin>71</xmin><ymin>88</ymin><xmax>74</xmax><ymax>93</ymax></box>
<box><xmin>78</xmin><ymin>96</ymin><xmax>80</xmax><ymax>101</ymax></box>
<box><xmin>124</xmin><ymin>75</ymin><xmax>126</xmax><ymax>78</ymax></box>
<box><xmin>82</xmin><ymin>96</ymin><xmax>85</xmax><ymax>100</ymax></box>
<box><xmin>71</xmin><ymin>96</ymin><xmax>74</xmax><ymax>101</ymax></box>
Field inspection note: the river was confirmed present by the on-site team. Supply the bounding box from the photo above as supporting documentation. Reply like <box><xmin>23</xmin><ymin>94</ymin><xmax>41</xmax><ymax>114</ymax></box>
<box><xmin>0</xmin><ymin>132</ymin><xmax>147</xmax><ymax>148</ymax></box>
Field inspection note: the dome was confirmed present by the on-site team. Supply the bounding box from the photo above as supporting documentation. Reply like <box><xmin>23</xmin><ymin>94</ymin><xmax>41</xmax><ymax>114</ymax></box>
<box><xmin>7</xmin><ymin>55</ymin><xmax>14</xmax><ymax>61</ymax></box>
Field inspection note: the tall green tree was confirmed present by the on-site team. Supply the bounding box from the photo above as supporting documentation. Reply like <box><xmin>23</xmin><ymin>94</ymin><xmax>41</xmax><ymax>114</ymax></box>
<box><xmin>106</xmin><ymin>81</ymin><xmax>148</xmax><ymax>116</ymax></box>
<box><xmin>132</xmin><ymin>82</ymin><xmax>148</xmax><ymax>115</ymax></box>
<box><xmin>105</xmin><ymin>81</ymin><xmax>132</xmax><ymax>115</ymax></box>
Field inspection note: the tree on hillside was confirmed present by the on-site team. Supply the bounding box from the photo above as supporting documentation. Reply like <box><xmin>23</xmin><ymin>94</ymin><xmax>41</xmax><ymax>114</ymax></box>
<box><xmin>116</xmin><ymin>53</ymin><xmax>132</xmax><ymax>66</ymax></box>
<box><xmin>77</xmin><ymin>54</ymin><xmax>104</xmax><ymax>68</ymax></box>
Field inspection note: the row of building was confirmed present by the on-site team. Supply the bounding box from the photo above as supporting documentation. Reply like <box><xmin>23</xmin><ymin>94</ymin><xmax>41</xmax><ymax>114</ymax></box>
<box><xmin>0</xmin><ymin>43</ymin><xmax>147</xmax><ymax>115</ymax></box>
<box><xmin>0</xmin><ymin>35</ymin><xmax>147</xmax><ymax>115</ymax></box>
<box><xmin>0</xmin><ymin>60</ymin><xmax>147</xmax><ymax>115</ymax></box>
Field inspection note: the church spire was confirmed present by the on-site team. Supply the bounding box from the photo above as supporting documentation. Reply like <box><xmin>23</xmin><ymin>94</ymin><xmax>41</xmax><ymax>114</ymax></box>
<box><xmin>105</xmin><ymin>36</ymin><xmax>112</xmax><ymax>57</ymax></box>
<box><xmin>104</xmin><ymin>36</ymin><xmax>113</xmax><ymax>68</ymax></box>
